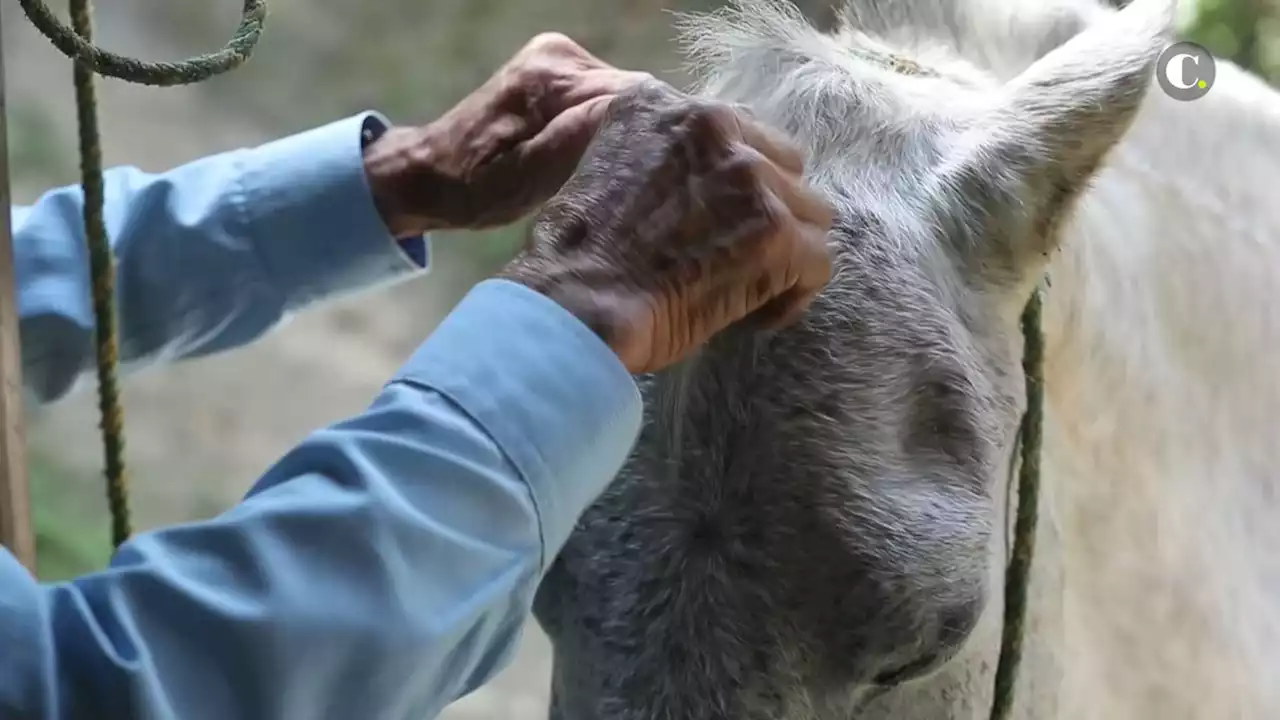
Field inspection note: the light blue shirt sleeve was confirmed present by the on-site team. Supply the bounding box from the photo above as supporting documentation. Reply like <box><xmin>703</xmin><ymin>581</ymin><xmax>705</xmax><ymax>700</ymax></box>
<box><xmin>0</xmin><ymin>279</ymin><xmax>643</xmax><ymax>719</ymax></box>
<box><xmin>13</xmin><ymin>111</ymin><xmax>429</xmax><ymax>402</ymax></box>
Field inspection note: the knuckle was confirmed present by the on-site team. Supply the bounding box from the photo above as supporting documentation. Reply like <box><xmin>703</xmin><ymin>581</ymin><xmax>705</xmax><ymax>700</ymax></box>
<box><xmin>758</xmin><ymin>227</ymin><xmax>795</xmax><ymax>270</ymax></box>
<box><xmin>662</xmin><ymin>102</ymin><xmax>737</xmax><ymax>166</ymax></box>
<box><xmin>681</xmin><ymin>100</ymin><xmax>735</xmax><ymax>136</ymax></box>
<box><xmin>525</xmin><ymin>32</ymin><xmax>579</xmax><ymax>55</ymax></box>
<box><xmin>614</xmin><ymin>70</ymin><xmax>657</xmax><ymax>97</ymax></box>
<box><xmin>727</xmin><ymin>145</ymin><xmax>770</xmax><ymax>174</ymax></box>
<box><xmin>704</xmin><ymin>100</ymin><xmax>739</xmax><ymax>126</ymax></box>
<box><xmin>710</xmin><ymin>150</ymin><xmax>768</xmax><ymax>198</ymax></box>
<box><xmin>758</xmin><ymin>201</ymin><xmax>788</xmax><ymax>240</ymax></box>
<box><xmin>780</xmin><ymin>135</ymin><xmax>807</xmax><ymax>164</ymax></box>
<box><xmin>755</xmin><ymin>190</ymin><xmax>793</xmax><ymax>234</ymax></box>
<box><xmin>730</xmin><ymin>102</ymin><xmax>757</xmax><ymax>120</ymax></box>
<box><xmin>507</xmin><ymin>58</ymin><xmax>555</xmax><ymax>90</ymax></box>
<box><xmin>712</xmin><ymin>194</ymin><xmax>785</xmax><ymax>252</ymax></box>
<box><xmin>629</xmin><ymin>71</ymin><xmax>657</xmax><ymax>87</ymax></box>
<box><xmin>614</xmin><ymin>76</ymin><xmax>674</xmax><ymax>110</ymax></box>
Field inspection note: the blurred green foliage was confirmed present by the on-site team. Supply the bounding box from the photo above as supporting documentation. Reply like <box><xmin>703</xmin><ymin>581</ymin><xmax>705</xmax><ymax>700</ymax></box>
<box><xmin>30</xmin><ymin>452</ymin><xmax>111</xmax><ymax>581</ymax></box>
<box><xmin>1182</xmin><ymin>0</ymin><xmax>1277</xmax><ymax>81</ymax></box>
<box><xmin>7</xmin><ymin>104</ymin><xmax>75</xmax><ymax>191</ymax></box>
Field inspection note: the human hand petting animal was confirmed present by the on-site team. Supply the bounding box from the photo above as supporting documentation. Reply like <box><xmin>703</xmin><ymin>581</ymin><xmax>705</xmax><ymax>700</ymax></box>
<box><xmin>363</xmin><ymin>32</ymin><xmax>834</xmax><ymax>373</ymax></box>
<box><xmin>362</xmin><ymin>32</ymin><xmax>655</xmax><ymax>236</ymax></box>
<box><xmin>502</xmin><ymin>79</ymin><xmax>834</xmax><ymax>373</ymax></box>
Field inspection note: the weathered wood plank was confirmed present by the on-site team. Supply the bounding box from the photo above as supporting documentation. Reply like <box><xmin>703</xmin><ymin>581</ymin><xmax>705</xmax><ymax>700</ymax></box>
<box><xmin>0</xmin><ymin>9</ymin><xmax>37</xmax><ymax>573</ymax></box>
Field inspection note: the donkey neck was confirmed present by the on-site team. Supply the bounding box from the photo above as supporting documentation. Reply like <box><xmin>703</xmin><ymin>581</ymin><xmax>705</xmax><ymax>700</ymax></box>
<box><xmin>1037</xmin><ymin>63</ymin><xmax>1280</xmax><ymax>719</ymax></box>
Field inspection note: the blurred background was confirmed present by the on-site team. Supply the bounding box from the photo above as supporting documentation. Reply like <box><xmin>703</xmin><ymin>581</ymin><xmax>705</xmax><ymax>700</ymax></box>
<box><xmin>3</xmin><ymin>0</ymin><xmax>1275</xmax><ymax>716</ymax></box>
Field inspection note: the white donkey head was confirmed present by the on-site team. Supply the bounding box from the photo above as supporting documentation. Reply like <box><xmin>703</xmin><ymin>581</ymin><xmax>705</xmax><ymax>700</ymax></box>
<box><xmin>534</xmin><ymin>0</ymin><xmax>1175</xmax><ymax>717</ymax></box>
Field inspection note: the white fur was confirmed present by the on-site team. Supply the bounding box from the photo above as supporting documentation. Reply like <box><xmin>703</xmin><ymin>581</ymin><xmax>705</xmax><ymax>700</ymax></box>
<box><xmin>1042</xmin><ymin>51</ymin><xmax>1280</xmax><ymax>719</ymax></box>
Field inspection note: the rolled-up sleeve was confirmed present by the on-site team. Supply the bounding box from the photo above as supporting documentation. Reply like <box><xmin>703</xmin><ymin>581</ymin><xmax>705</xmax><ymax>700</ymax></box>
<box><xmin>0</xmin><ymin>279</ymin><xmax>642</xmax><ymax>720</ymax></box>
<box><xmin>14</xmin><ymin>112</ymin><xmax>428</xmax><ymax>403</ymax></box>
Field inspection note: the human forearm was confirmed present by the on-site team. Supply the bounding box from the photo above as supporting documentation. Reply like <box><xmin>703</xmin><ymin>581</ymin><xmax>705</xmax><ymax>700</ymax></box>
<box><xmin>14</xmin><ymin>112</ymin><xmax>428</xmax><ymax>403</ymax></box>
<box><xmin>0</xmin><ymin>279</ymin><xmax>642</xmax><ymax>720</ymax></box>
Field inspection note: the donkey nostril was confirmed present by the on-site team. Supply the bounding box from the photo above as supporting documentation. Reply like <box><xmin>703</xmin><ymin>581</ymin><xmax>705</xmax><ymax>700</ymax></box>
<box><xmin>872</xmin><ymin>652</ymin><xmax>943</xmax><ymax>687</ymax></box>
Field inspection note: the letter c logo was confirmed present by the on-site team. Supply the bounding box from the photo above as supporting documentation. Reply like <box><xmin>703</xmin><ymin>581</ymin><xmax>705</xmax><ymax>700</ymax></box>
<box><xmin>1164</xmin><ymin>52</ymin><xmax>1199</xmax><ymax>90</ymax></box>
<box><xmin>1156</xmin><ymin>42</ymin><xmax>1215</xmax><ymax>101</ymax></box>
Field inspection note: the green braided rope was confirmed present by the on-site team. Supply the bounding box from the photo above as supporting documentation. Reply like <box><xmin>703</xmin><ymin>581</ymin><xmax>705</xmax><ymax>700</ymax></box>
<box><xmin>18</xmin><ymin>0</ymin><xmax>266</xmax><ymax>87</ymax></box>
<box><xmin>18</xmin><ymin>0</ymin><xmax>267</xmax><ymax>548</ymax></box>
<box><xmin>989</xmin><ymin>288</ymin><xmax>1046</xmax><ymax>720</ymax></box>
<box><xmin>65</xmin><ymin>0</ymin><xmax>131</xmax><ymax>549</ymax></box>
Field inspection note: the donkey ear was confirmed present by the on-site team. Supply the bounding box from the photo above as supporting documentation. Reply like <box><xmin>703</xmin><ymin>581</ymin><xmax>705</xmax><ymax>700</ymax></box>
<box><xmin>933</xmin><ymin>0</ymin><xmax>1175</xmax><ymax>286</ymax></box>
<box><xmin>995</xmin><ymin>0</ymin><xmax>1175</xmax><ymax>191</ymax></box>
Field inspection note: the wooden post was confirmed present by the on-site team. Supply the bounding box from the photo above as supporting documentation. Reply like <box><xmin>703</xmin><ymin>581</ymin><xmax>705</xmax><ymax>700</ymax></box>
<box><xmin>0</xmin><ymin>8</ymin><xmax>37</xmax><ymax>572</ymax></box>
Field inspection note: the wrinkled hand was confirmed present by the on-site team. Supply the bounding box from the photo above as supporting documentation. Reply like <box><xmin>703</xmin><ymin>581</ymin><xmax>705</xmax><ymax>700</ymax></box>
<box><xmin>500</xmin><ymin>81</ymin><xmax>835</xmax><ymax>374</ymax></box>
<box><xmin>364</xmin><ymin>33</ymin><xmax>652</xmax><ymax>237</ymax></box>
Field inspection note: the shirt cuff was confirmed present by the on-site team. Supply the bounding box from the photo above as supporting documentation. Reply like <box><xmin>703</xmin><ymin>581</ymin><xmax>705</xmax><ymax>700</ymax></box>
<box><xmin>235</xmin><ymin>112</ymin><xmax>431</xmax><ymax>313</ymax></box>
<box><xmin>360</xmin><ymin>113</ymin><xmax>430</xmax><ymax>269</ymax></box>
<box><xmin>390</xmin><ymin>279</ymin><xmax>643</xmax><ymax>569</ymax></box>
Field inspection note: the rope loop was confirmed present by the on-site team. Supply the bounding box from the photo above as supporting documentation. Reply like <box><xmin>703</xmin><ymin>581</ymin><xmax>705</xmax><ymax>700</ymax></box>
<box><xmin>17</xmin><ymin>0</ymin><xmax>266</xmax><ymax>86</ymax></box>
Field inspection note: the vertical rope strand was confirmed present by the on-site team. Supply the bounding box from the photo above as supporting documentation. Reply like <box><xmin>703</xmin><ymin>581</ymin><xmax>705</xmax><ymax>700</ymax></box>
<box><xmin>988</xmin><ymin>288</ymin><xmax>1045</xmax><ymax>720</ymax></box>
<box><xmin>69</xmin><ymin>0</ymin><xmax>131</xmax><ymax>549</ymax></box>
<box><xmin>20</xmin><ymin>0</ymin><xmax>265</xmax><ymax>553</ymax></box>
